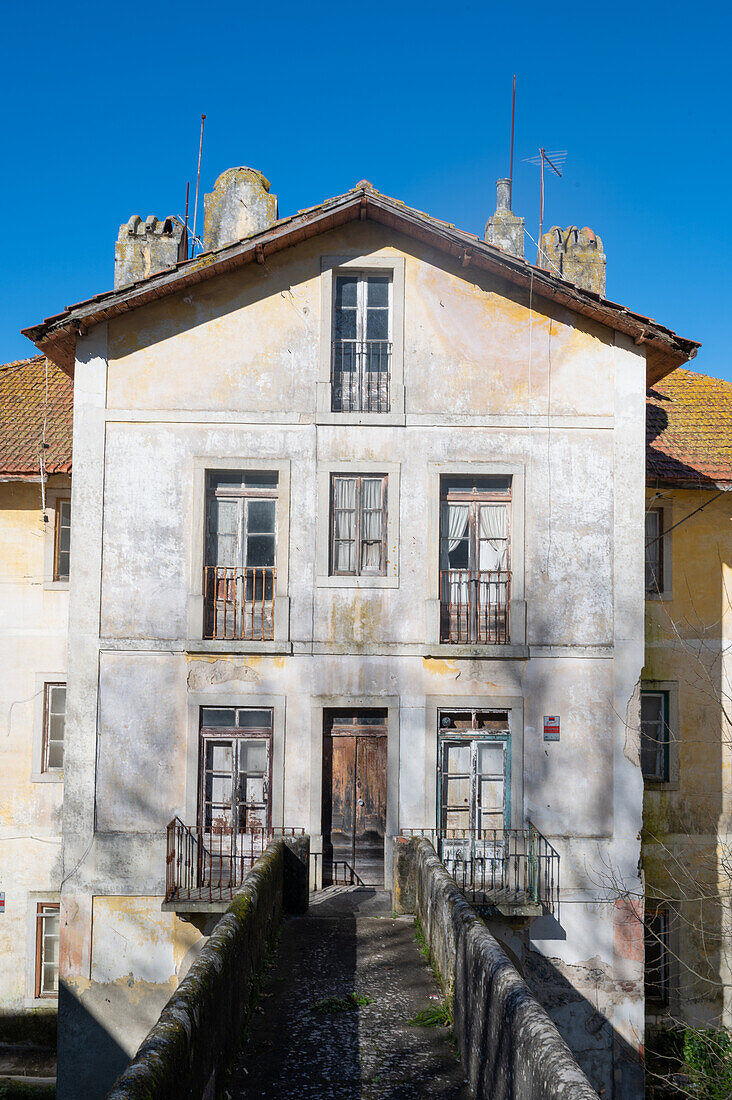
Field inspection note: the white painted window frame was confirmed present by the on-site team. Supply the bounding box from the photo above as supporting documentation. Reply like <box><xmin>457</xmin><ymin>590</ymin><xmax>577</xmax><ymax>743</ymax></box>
<box><xmin>316</xmin><ymin>460</ymin><xmax>400</xmax><ymax>588</ymax></box>
<box><xmin>317</xmin><ymin>253</ymin><xmax>405</xmax><ymax>425</ymax></box>
<box><xmin>31</xmin><ymin>673</ymin><xmax>66</xmax><ymax>783</ymax></box>
<box><xmin>187</xmin><ymin>458</ymin><xmax>291</xmax><ymax>654</ymax></box>
<box><xmin>424</xmin><ymin>462</ymin><xmax>527</xmax><ymax>656</ymax></box>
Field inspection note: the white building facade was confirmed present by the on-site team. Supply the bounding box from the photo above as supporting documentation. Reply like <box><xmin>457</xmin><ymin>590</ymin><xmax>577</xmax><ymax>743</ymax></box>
<box><xmin>23</xmin><ymin>171</ymin><xmax>699</xmax><ymax>1099</ymax></box>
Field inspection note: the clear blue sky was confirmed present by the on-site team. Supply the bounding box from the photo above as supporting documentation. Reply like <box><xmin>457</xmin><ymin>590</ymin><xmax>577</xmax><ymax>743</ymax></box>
<box><xmin>2</xmin><ymin>0</ymin><xmax>729</xmax><ymax>380</ymax></box>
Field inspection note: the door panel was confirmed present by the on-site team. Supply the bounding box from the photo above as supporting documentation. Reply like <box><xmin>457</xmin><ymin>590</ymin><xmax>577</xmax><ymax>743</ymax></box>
<box><xmin>354</xmin><ymin>736</ymin><xmax>387</xmax><ymax>884</ymax></box>
<box><xmin>324</xmin><ymin>725</ymin><xmax>387</xmax><ymax>886</ymax></box>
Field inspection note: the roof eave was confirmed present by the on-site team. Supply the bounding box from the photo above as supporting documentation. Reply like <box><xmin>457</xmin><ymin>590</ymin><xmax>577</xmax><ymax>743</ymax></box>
<box><xmin>22</xmin><ymin>188</ymin><xmax>700</xmax><ymax>383</ymax></box>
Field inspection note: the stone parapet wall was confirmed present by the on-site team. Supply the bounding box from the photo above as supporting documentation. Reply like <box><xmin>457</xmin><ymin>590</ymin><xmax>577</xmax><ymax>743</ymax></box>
<box><xmin>106</xmin><ymin>836</ymin><xmax>309</xmax><ymax>1100</ymax></box>
<box><xmin>394</xmin><ymin>837</ymin><xmax>598</xmax><ymax>1100</ymax></box>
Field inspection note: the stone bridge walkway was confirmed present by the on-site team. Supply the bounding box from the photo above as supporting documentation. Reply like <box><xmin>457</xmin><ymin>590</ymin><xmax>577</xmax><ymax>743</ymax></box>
<box><xmin>225</xmin><ymin>887</ymin><xmax>471</xmax><ymax>1099</ymax></box>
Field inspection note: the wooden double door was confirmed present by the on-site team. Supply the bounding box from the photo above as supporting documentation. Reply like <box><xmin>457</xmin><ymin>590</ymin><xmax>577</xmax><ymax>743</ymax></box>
<box><xmin>323</xmin><ymin>711</ymin><xmax>387</xmax><ymax>886</ymax></box>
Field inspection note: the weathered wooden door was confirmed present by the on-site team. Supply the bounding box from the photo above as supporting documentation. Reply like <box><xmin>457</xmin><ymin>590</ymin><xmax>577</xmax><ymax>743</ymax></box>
<box><xmin>324</xmin><ymin>712</ymin><xmax>387</xmax><ymax>886</ymax></box>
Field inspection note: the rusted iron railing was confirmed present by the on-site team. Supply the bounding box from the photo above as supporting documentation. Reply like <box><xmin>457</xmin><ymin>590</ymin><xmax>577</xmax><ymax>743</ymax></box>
<box><xmin>400</xmin><ymin>825</ymin><xmax>559</xmax><ymax>914</ymax></box>
<box><xmin>439</xmin><ymin>569</ymin><xmax>511</xmax><ymax>644</ymax></box>
<box><xmin>203</xmin><ymin>566</ymin><xmax>275</xmax><ymax>641</ymax></box>
<box><xmin>331</xmin><ymin>339</ymin><xmax>391</xmax><ymax>412</ymax></box>
<box><xmin>165</xmin><ymin>819</ymin><xmax>305</xmax><ymax>903</ymax></box>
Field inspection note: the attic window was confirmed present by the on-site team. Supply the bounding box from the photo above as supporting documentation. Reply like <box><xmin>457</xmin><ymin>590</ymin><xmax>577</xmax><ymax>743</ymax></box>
<box><xmin>331</xmin><ymin>273</ymin><xmax>392</xmax><ymax>413</ymax></box>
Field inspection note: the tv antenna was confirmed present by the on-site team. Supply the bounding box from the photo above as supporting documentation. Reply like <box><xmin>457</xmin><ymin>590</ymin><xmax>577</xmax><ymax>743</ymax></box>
<box><xmin>524</xmin><ymin>149</ymin><xmax>566</xmax><ymax>265</ymax></box>
<box><xmin>191</xmin><ymin>114</ymin><xmax>207</xmax><ymax>257</ymax></box>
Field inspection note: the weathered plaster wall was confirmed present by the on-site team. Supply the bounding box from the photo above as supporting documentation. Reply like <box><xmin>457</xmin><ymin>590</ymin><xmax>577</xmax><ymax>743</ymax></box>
<box><xmin>0</xmin><ymin>480</ymin><xmax>67</xmax><ymax>1013</ymax></box>
<box><xmin>58</xmin><ymin>223</ymin><xmax>647</xmax><ymax>1097</ymax></box>
<box><xmin>643</xmin><ymin>487</ymin><xmax>732</xmax><ymax>1027</ymax></box>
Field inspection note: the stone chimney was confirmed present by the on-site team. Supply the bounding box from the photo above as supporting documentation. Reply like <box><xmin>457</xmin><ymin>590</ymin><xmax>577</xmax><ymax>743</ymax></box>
<box><xmin>203</xmin><ymin>167</ymin><xmax>278</xmax><ymax>251</ymax></box>
<box><xmin>484</xmin><ymin>178</ymin><xmax>524</xmax><ymax>260</ymax></box>
<box><xmin>540</xmin><ymin>226</ymin><xmax>606</xmax><ymax>296</ymax></box>
<box><xmin>114</xmin><ymin>215</ymin><xmax>186</xmax><ymax>290</ymax></box>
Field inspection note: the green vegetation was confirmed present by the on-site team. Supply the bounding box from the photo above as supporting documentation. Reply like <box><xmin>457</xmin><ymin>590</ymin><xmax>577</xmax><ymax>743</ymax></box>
<box><xmin>646</xmin><ymin>1026</ymin><xmax>732</xmax><ymax>1100</ymax></box>
<box><xmin>0</xmin><ymin>1082</ymin><xmax>55</xmax><ymax>1099</ymax></box>
<box><xmin>312</xmin><ymin>992</ymin><xmax>374</xmax><ymax>1014</ymax></box>
<box><xmin>408</xmin><ymin>1004</ymin><xmax>453</xmax><ymax>1028</ymax></box>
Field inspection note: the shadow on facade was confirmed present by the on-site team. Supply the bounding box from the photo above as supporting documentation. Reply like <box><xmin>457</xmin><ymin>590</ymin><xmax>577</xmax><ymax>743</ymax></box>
<box><xmin>57</xmin><ymin>982</ymin><xmax>129</xmax><ymax>1100</ymax></box>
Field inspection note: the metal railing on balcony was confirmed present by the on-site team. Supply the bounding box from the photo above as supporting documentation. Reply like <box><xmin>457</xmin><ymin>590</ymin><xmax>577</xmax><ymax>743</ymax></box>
<box><xmin>439</xmin><ymin>569</ymin><xmax>511</xmax><ymax>644</ymax></box>
<box><xmin>331</xmin><ymin>339</ymin><xmax>391</xmax><ymax>412</ymax></box>
<box><xmin>203</xmin><ymin>566</ymin><xmax>275</xmax><ymax>641</ymax></box>
<box><xmin>400</xmin><ymin>825</ymin><xmax>559</xmax><ymax>914</ymax></box>
<box><xmin>165</xmin><ymin>818</ymin><xmax>305</xmax><ymax>903</ymax></box>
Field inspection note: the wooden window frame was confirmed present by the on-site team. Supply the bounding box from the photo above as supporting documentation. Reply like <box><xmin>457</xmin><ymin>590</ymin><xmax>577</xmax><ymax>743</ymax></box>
<box><xmin>53</xmin><ymin>497</ymin><xmax>71</xmax><ymax>582</ymax></box>
<box><xmin>329</xmin><ymin>474</ymin><xmax>388</xmax><ymax>577</ymax></box>
<box><xmin>197</xmin><ymin>707</ymin><xmax>274</xmax><ymax>834</ymax></box>
<box><xmin>42</xmin><ymin>683</ymin><xmax>66</xmax><ymax>773</ymax></box>
<box><xmin>34</xmin><ymin>902</ymin><xmax>60</xmax><ymax>999</ymax></box>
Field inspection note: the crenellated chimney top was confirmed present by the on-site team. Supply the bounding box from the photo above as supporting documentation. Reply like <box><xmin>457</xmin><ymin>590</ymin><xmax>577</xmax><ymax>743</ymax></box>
<box><xmin>114</xmin><ymin>215</ymin><xmax>186</xmax><ymax>290</ymax></box>
<box><xmin>484</xmin><ymin>179</ymin><xmax>524</xmax><ymax>260</ymax></box>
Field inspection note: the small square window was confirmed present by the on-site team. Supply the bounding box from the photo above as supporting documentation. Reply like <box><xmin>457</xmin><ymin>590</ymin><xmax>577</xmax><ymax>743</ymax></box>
<box><xmin>645</xmin><ymin>907</ymin><xmax>670</xmax><ymax>1006</ymax></box>
<box><xmin>640</xmin><ymin>691</ymin><xmax>669</xmax><ymax>782</ymax></box>
<box><xmin>645</xmin><ymin>509</ymin><xmax>663</xmax><ymax>594</ymax></box>
<box><xmin>330</xmin><ymin>475</ymin><xmax>387</xmax><ymax>576</ymax></box>
<box><xmin>54</xmin><ymin>498</ymin><xmax>71</xmax><ymax>581</ymax></box>
<box><xmin>332</xmin><ymin>273</ymin><xmax>392</xmax><ymax>412</ymax></box>
<box><xmin>43</xmin><ymin>684</ymin><xmax>66</xmax><ymax>772</ymax></box>
<box><xmin>35</xmin><ymin>903</ymin><xmax>60</xmax><ymax>998</ymax></box>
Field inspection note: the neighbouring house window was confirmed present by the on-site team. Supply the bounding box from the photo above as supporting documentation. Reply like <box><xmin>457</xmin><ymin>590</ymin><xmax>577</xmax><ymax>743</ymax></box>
<box><xmin>199</xmin><ymin>707</ymin><xmax>273</xmax><ymax>835</ymax></box>
<box><xmin>439</xmin><ymin>476</ymin><xmax>511</xmax><ymax>644</ymax></box>
<box><xmin>204</xmin><ymin>472</ymin><xmax>277</xmax><ymax>641</ymax></box>
<box><xmin>645</xmin><ymin>509</ymin><xmax>663</xmax><ymax>594</ymax></box>
<box><xmin>645</xmin><ymin>907</ymin><xmax>670</xmax><ymax>1006</ymax></box>
<box><xmin>35</xmin><ymin>903</ymin><xmax>60</xmax><ymax>998</ymax></box>
<box><xmin>332</xmin><ymin>272</ymin><xmax>392</xmax><ymax>412</ymax></box>
<box><xmin>43</xmin><ymin>684</ymin><xmax>66</xmax><ymax>772</ymax></box>
<box><xmin>641</xmin><ymin>691</ymin><xmax>669</xmax><ymax>782</ymax></box>
<box><xmin>54</xmin><ymin>498</ymin><xmax>71</xmax><ymax>581</ymax></box>
<box><xmin>330</xmin><ymin>475</ymin><xmax>387</xmax><ymax>576</ymax></box>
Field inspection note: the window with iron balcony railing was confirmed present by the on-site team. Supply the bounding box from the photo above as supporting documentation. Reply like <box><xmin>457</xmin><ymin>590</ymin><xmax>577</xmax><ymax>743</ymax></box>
<box><xmin>204</xmin><ymin>471</ymin><xmax>278</xmax><ymax>641</ymax></box>
<box><xmin>439</xmin><ymin>475</ymin><xmax>511</xmax><ymax>645</ymax></box>
<box><xmin>331</xmin><ymin>272</ymin><xmax>391</xmax><ymax>413</ymax></box>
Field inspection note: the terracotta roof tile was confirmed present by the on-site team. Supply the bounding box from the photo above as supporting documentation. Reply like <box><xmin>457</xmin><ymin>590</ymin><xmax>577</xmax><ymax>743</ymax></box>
<box><xmin>0</xmin><ymin>355</ymin><xmax>73</xmax><ymax>476</ymax></box>
<box><xmin>647</xmin><ymin>369</ymin><xmax>732</xmax><ymax>485</ymax></box>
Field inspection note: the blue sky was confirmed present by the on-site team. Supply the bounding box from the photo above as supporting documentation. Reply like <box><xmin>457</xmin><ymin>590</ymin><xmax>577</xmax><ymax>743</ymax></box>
<box><xmin>2</xmin><ymin>0</ymin><xmax>729</xmax><ymax>379</ymax></box>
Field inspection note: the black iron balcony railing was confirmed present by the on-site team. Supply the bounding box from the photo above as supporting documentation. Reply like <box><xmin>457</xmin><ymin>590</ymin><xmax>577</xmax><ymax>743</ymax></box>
<box><xmin>331</xmin><ymin>339</ymin><xmax>391</xmax><ymax>413</ymax></box>
<box><xmin>400</xmin><ymin>825</ymin><xmax>559</xmax><ymax>914</ymax></box>
<box><xmin>439</xmin><ymin>569</ymin><xmax>511</xmax><ymax>644</ymax></box>
<box><xmin>165</xmin><ymin>818</ymin><xmax>305</xmax><ymax>903</ymax></box>
<box><xmin>203</xmin><ymin>565</ymin><xmax>275</xmax><ymax>641</ymax></box>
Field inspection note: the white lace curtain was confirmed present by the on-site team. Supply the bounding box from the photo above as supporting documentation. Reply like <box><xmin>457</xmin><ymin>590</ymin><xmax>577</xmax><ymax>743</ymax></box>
<box><xmin>361</xmin><ymin>478</ymin><xmax>383</xmax><ymax>571</ymax></box>
<box><xmin>478</xmin><ymin>505</ymin><xmax>508</xmax><ymax>571</ymax></box>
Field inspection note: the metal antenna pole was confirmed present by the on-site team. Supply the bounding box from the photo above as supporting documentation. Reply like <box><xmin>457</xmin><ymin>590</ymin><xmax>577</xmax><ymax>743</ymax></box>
<box><xmin>192</xmin><ymin>114</ymin><xmax>206</xmax><ymax>256</ymax></box>
<box><xmin>537</xmin><ymin>149</ymin><xmax>545</xmax><ymax>265</ymax></box>
<box><xmin>184</xmin><ymin>181</ymin><xmax>190</xmax><ymax>260</ymax></box>
<box><xmin>509</xmin><ymin>75</ymin><xmax>516</xmax><ymax>207</ymax></box>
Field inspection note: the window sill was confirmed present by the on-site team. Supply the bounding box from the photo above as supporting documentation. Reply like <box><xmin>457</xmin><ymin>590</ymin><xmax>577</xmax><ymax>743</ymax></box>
<box><xmin>643</xmin><ymin>779</ymin><xmax>680</xmax><ymax>791</ymax></box>
<box><xmin>645</xmin><ymin>591</ymin><xmax>673</xmax><ymax>602</ymax></box>
<box><xmin>31</xmin><ymin>772</ymin><xmax>64</xmax><ymax>784</ymax></box>
<box><xmin>425</xmin><ymin>644</ymin><xmax>529</xmax><ymax>659</ymax></box>
<box><xmin>24</xmin><ymin>996</ymin><xmax>58</xmax><ymax>1009</ymax></box>
<box><xmin>42</xmin><ymin>580</ymin><xmax>70</xmax><ymax>592</ymax></box>
<box><xmin>316</xmin><ymin>575</ymin><xmax>399</xmax><ymax>589</ymax></box>
<box><xmin>185</xmin><ymin>640</ymin><xmax>293</xmax><ymax>656</ymax></box>
<box><xmin>316</xmin><ymin>410</ymin><xmax>406</xmax><ymax>426</ymax></box>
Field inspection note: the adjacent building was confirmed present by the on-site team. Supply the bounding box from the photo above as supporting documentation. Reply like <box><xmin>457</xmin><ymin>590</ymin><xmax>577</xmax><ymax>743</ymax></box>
<box><xmin>18</xmin><ymin>168</ymin><xmax>700</xmax><ymax>1098</ymax></box>
<box><xmin>643</xmin><ymin>370</ymin><xmax>732</xmax><ymax>1035</ymax></box>
<box><xmin>0</xmin><ymin>355</ymin><xmax>72</xmax><ymax>1019</ymax></box>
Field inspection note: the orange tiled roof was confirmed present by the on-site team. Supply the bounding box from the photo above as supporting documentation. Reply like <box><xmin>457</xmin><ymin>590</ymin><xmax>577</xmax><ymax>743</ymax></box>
<box><xmin>647</xmin><ymin>369</ymin><xmax>732</xmax><ymax>485</ymax></box>
<box><xmin>0</xmin><ymin>355</ymin><xmax>73</xmax><ymax>476</ymax></box>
